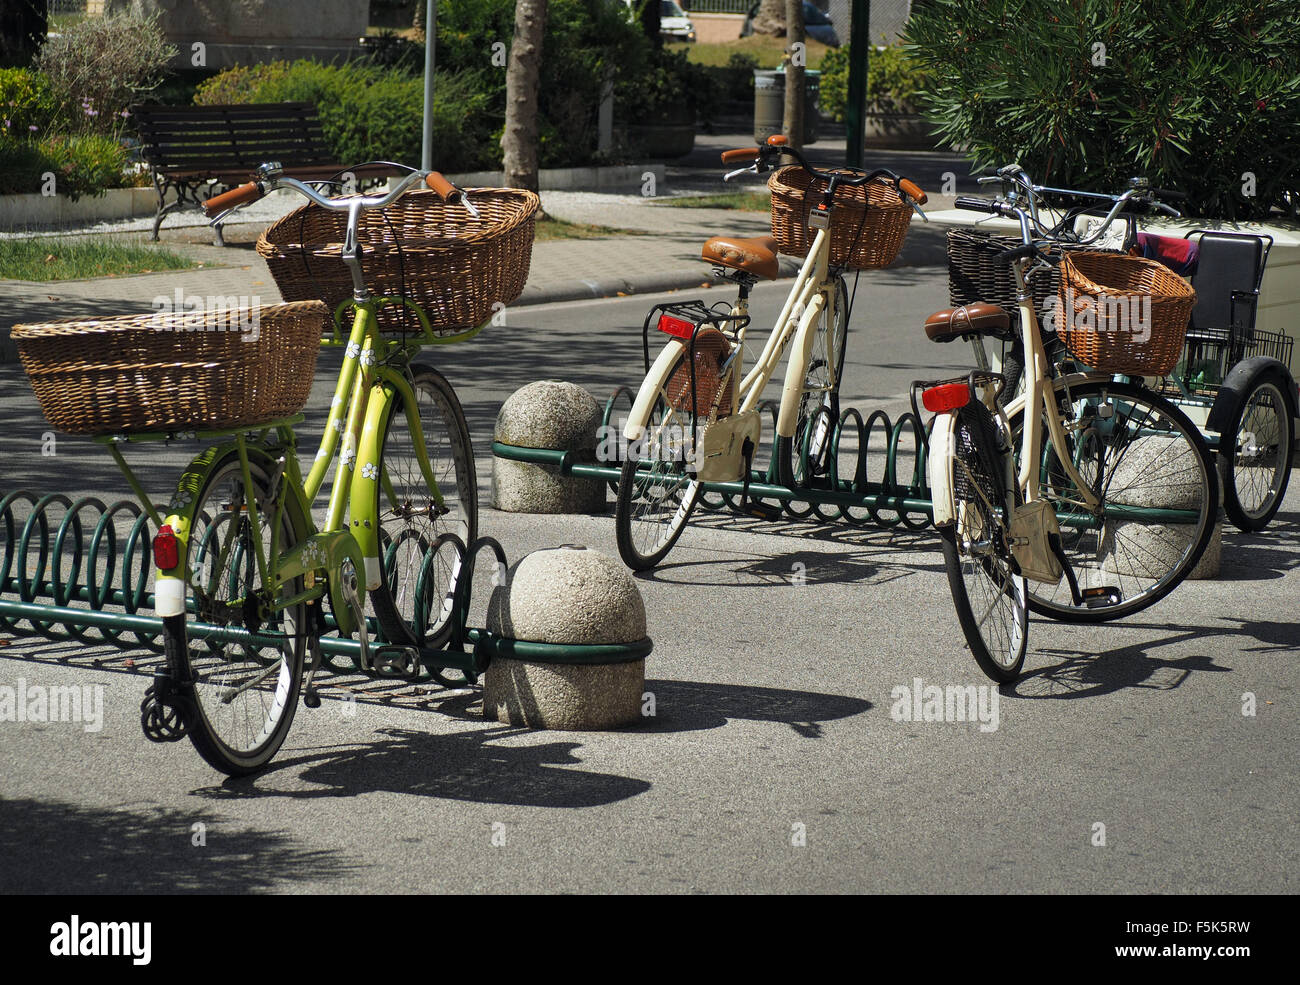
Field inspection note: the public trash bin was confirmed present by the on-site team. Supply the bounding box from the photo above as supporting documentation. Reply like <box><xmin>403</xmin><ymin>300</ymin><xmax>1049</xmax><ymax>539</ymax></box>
<box><xmin>754</xmin><ymin>68</ymin><xmax>821</xmax><ymax>146</ymax></box>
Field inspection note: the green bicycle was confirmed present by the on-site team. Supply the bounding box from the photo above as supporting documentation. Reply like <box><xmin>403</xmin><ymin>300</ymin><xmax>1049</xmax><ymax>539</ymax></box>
<box><xmin>132</xmin><ymin>163</ymin><xmax>491</xmax><ymax>774</ymax></box>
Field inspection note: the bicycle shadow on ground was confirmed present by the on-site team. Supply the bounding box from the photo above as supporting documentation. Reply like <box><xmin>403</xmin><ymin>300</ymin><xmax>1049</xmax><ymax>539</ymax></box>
<box><xmin>191</xmin><ymin>721</ymin><xmax>652</xmax><ymax>806</ymax></box>
<box><xmin>1008</xmin><ymin>617</ymin><xmax>1294</xmax><ymax>700</ymax></box>
<box><xmin>1217</xmin><ymin>510</ymin><xmax>1300</xmax><ymax>581</ymax></box>
<box><xmin>0</xmin><ymin>796</ymin><xmax>359</xmax><ymax>893</ymax></box>
<box><xmin>632</xmin><ymin>678</ymin><xmax>871</xmax><ymax>738</ymax></box>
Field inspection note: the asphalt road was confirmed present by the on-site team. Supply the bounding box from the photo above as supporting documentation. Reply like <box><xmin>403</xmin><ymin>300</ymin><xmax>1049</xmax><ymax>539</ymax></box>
<box><xmin>1</xmin><ymin>279</ymin><xmax>1296</xmax><ymax>894</ymax></box>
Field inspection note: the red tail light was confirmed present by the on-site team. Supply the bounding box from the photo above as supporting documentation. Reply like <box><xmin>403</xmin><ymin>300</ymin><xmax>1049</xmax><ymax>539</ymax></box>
<box><xmin>657</xmin><ymin>314</ymin><xmax>696</xmax><ymax>339</ymax></box>
<box><xmin>153</xmin><ymin>525</ymin><xmax>180</xmax><ymax>570</ymax></box>
<box><xmin>922</xmin><ymin>382</ymin><xmax>971</xmax><ymax>414</ymax></box>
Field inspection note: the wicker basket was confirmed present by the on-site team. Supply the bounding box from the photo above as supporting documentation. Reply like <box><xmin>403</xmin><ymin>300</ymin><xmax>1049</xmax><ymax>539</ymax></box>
<box><xmin>11</xmin><ymin>301</ymin><xmax>327</xmax><ymax>435</ymax></box>
<box><xmin>947</xmin><ymin>228</ymin><xmax>1061</xmax><ymax>328</ymax></box>
<box><xmin>1056</xmin><ymin>251</ymin><xmax>1196</xmax><ymax>376</ymax></box>
<box><xmin>667</xmin><ymin>328</ymin><xmax>734</xmax><ymax>418</ymax></box>
<box><xmin>256</xmin><ymin>188</ymin><xmax>538</xmax><ymax>337</ymax></box>
<box><xmin>769</xmin><ymin>165</ymin><xmax>912</xmax><ymax>269</ymax></box>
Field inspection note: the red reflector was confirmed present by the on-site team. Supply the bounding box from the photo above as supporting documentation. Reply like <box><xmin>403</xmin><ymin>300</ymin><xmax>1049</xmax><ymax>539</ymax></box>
<box><xmin>657</xmin><ymin>314</ymin><xmax>696</xmax><ymax>340</ymax></box>
<box><xmin>922</xmin><ymin>382</ymin><xmax>971</xmax><ymax>414</ymax></box>
<box><xmin>153</xmin><ymin>525</ymin><xmax>180</xmax><ymax>570</ymax></box>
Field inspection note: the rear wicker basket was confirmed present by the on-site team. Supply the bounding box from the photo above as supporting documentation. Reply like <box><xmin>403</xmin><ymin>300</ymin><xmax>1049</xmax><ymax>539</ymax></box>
<box><xmin>947</xmin><ymin>228</ymin><xmax>1061</xmax><ymax>328</ymax></box>
<box><xmin>666</xmin><ymin>328</ymin><xmax>734</xmax><ymax>418</ymax></box>
<box><xmin>769</xmin><ymin>165</ymin><xmax>912</xmax><ymax>269</ymax></box>
<box><xmin>257</xmin><ymin>188</ymin><xmax>539</xmax><ymax>337</ymax></box>
<box><xmin>12</xmin><ymin>301</ymin><xmax>327</xmax><ymax>435</ymax></box>
<box><xmin>1056</xmin><ymin>251</ymin><xmax>1196</xmax><ymax>376</ymax></box>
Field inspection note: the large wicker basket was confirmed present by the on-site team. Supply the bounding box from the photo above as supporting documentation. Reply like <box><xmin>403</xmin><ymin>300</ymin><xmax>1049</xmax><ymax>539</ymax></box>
<box><xmin>769</xmin><ymin>165</ymin><xmax>912</xmax><ymax>269</ymax></box>
<box><xmin>947</xmin><ymin>228</ymin><xmax>1061</xmax><ymax>329</ymax></box>
<box><xmin>257</xmin><ymin>188</ymin><xmax>539</xmax><ymax>337</ymax></box>
<box><xmin>1056</xmin><ymin>251</ymin><xmax>1196</xmax><ymax>376</ymax></box>
<box><xmin>12</xmin><ymin>301</ymin><xmax>327</xmax><ymax>435</ymax></box>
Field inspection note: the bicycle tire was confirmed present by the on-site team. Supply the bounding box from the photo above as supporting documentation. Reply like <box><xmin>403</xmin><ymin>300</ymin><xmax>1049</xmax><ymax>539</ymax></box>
<box><xmin>1218</xmin><ymin>372</ymin><xmax>1294</xmax><ymax>532</ymax></box>
<box><xmin>369</xmin><ymin>364</ymin><xmax>478</xmax><ymax>651</ymax></box>
<box><xmin>614</xmin><ymin>354</ymin><xmax>703</xmax><ymax>570</ymax></box>
<box><xmin>1008</xmin><ymin>378</ymin><xmax>1218</xmax><ymax>622</ymax></box>
<box><xmin>937</xmin><ymin>400</ymin><xmax>1028</xmax><ymax>682</ymax></box>
<box><xmin>776</xmin><ymin>274</ymin><xmax>849</xmax><ymax>491</ymax></box>
<box><xmin>162</xmin><ymin>453</ymin><xmax>307</xmax><ymax>776</ymax></box>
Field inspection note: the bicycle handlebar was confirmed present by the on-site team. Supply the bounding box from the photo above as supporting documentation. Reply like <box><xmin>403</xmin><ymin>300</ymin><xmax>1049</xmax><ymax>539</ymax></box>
<box><xmin>202</xmin><ymin>181</ymin><xmax>264</xmax><ymax>218</ymax></box>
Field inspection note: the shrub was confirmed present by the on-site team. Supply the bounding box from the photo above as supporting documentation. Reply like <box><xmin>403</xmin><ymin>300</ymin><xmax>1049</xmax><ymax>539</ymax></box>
<box><xmin>0</xmin><ymin>132</ymin><xmax>131</xmax><ymax>199</ymax></box>
<box><xmin>35</xmin><ymin>11</ymin><xmax>175</xmax><ymax>133</ymax></box>
<box><xmin>905</xmin><ymin>0</ymin><xmax>1300</xmax><ymax>221</ymax></box>
<box><xmin>194</xmin><ymin>60</ymin><xmax>494</xmax><ymax>173</ymax></box>
<box><xmin>0</xmin><ymin>66</ymin><xmax>58</xmax><ymax>136</ymax></box>
<box><xmin>818</xmin><ymin>41</ymin><xmax>930</xmax><ymax>123</ymax></box>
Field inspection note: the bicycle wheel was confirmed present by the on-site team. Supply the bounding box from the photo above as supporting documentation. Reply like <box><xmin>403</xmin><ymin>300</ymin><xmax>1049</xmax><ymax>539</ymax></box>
<box><xmin>776</xmin><ymin>274</ymin><xmax>848</xmax><ymax>489</ymax></box>
<box><xmin>162</xmin><ymin>453</ymin><xmax>307</xmax><ymax>776</ymax></box>
<box><xmin>937</xmin><ymin>400</ymin><xmax>1028</xmax><ymax>682</ymax></box>
<box><xmin>615</xmin><ymin>361</ymin><xmax>703</xmax><ymax>570</ymax></box>
<box><xmin>1219</xmin><ymin>373</ymin><xmax>1294</xmax><ymax>532</ymax></box>
<box><xmin>1008</xmin><ymin>379</ymin><xmax>1218</xmax><ymax>622</ymax></box>
<box><xmin>369</xmin><ymin>364</ymin><xmax>478</xmax><ymax>650</ymax></box>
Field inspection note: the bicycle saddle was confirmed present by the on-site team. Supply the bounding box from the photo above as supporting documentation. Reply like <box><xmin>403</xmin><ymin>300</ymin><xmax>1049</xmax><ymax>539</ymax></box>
<box><xmin>702</xmin><ymin>235</ymin><xmax>779</xmax><ymax>280</ymax></box>
<box><xmin>925</xmin><ymin>302</ymin><xmax>1014</xmax><ymax>343</ymax></box>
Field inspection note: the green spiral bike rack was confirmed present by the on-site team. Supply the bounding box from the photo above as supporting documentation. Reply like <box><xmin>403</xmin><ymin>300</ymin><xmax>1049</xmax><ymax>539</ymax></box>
<box><xmin>0</xmin><ymin>490</ymin><xmax>651</xmax><ymax>689</ymax></box>
<box><xmin>493</xmin><ymin>386</ymin><xmax>936</xmax><ymax>527</ymax></box>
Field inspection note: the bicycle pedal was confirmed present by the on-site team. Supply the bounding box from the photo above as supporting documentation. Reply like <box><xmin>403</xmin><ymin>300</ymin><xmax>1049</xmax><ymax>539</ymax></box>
<box><xmin>372</xmin><ymin>645</ymin><xmax>423</xmax><ymax>678</ymax></box>
<box><xmin>1082</xmin><ymin>586</ymin><xmax>1123</xmax><ymax>609</ymax></box>
<box><xmin>745</xmin><ymin>502</ymin><xmax>782</xmax><ymax>520</ymax></box>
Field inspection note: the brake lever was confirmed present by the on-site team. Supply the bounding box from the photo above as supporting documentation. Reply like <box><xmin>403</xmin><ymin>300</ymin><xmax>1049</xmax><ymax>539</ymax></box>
<box><xmin>723</xmin><ymin>163</ymin><xmax>758</xmax><ymax>182</ymax></box>
<box><xmin>458</xmin><ymin>189</ymin><xmax>481</xmax><ymax>220</ymax></box>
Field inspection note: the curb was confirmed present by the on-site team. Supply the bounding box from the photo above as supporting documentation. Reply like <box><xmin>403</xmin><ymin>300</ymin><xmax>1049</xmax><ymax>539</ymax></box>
<box><xmin>514</xmin><ymin>256</ymin><xmax>804</xmax><ymax>307</ymax></box>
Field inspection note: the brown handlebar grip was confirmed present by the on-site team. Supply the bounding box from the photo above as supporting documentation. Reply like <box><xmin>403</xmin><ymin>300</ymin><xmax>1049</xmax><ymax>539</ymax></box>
<box><xmin>202</xmin><ymin>181</ymin><xmax>263</xmax><ymax>217</ymax></box>
<box><xmin>425</xmin><ymin>171</ymin><xmax>462</xmax><ymax>203</ymax></box>
<box><xmin>899</xmin><ymin>178</ymin><xmax>928</xmax><ymax>205</ymax></box>
<box><xmin>721</xmin><ymin>147</ymin><xmax>760</xmax><ymax>164</ymax></box>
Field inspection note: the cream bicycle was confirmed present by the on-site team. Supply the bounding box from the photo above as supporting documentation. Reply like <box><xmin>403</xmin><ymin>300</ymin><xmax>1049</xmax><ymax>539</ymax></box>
<box><xmin>614</xmin><ymin>136</ymin><xmax>927</xmax><ymax>569</ymax></box>
<box><xmin>918</xmin><ymin>168</ymin><xmax>1219</xmax><ymax>681</ymax></box>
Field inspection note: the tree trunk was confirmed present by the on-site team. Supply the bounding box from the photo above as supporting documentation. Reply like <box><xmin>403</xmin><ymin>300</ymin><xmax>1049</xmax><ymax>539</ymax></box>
<box><xmin>750</xmin><ymin>0</ymin><xmax>786</xmax><ymax>37</ymax></box>
<box><xmin>0</xmin><ymin>0</ymin><xmax>47</xmax><ymax>69</ymax></box>
<box><xmin>638</xmin><ymin>0</ymin><xmax>662</xmax><ymax>47</ymax></box>
<box><xmin>413</xmin><ymin>0</ymin><xmax>425</xmax><ymax>39</ymax></box>
<box><xmin>502</xmin><ymin>0</ymin><xmax>547</xmax><ymax>193</ymax></box>
<box><xmin>782</xmin><ymin>0</ymin><xmax>804</xmax><ymax>152</ymax></box>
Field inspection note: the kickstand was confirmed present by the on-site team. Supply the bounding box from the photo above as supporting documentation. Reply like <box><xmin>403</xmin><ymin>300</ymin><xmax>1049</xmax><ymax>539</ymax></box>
<box><xmin>1048</xmin><ymin>532</ymin><xmax>1122</xmax><ymax>609</ymax></box>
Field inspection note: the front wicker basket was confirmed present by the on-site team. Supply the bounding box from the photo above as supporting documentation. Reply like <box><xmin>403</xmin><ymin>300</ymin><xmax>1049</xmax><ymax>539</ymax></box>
<box><xmin>1056</xmin><ymin>251</ymin><xmax>1196</xmax><ymax>376</ymax></box>
<box><xmin>769</xmin><ymin>165</ymin><xmax>913</xmax><ymax>269</ymax></box>
<box><xmin>947</xmin><ymin>228</ymin><xmax>1061</xmax><ymax>329</ymax></box>
<box><xmin>257</xmin><ymin>188</ymin><xmax>539</xmax><ymax>337</ymax></box>
<box><xmin>12</xmin><ymin>301</ymin><xmax>327</xmax><ymax>435</ymax></box>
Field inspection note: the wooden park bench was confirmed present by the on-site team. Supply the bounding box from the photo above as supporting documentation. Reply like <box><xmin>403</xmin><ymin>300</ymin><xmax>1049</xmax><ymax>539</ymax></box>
<box><xmin>131</xmin><ymin>102</ymin><xmax>402</xmax><ymax>244</ymax></box>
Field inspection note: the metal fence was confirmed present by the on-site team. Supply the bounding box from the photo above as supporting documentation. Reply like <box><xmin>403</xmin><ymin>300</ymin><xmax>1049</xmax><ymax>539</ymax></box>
<box><xmin>684</xmin><ymin>0</ymin><xmax>754</xmax><ymax>13</ymax></box>
<box><xmin>828</xmin><ymin>0</ymin><xmax>913</xmax><ymax>45</ymax></box>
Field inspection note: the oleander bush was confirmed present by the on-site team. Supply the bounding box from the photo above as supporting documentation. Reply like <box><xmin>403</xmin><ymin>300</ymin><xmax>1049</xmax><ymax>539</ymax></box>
<box><xmin>0</xmin><ymin>66</ymin><xmax>58</xmax><ymax>136</ymax></box>
<box><xmin>905</xmin><ymin>0</ymin><xmax>1300</xmax><ymax>220</ymax></box>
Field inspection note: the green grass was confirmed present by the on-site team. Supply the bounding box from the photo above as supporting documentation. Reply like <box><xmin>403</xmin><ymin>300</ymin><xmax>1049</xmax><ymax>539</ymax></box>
<box><xmin>654</xmin><ymin>191</ymin><xmax>772</xmax><ymax>211</ymax></box>
<box><xmin>0</xmin><ymin>238</ymin><xmax>199</xmax><ymax>281</ymax></box>
<box><xmin>668</xmin><ymin>36</ymin><xmax>832</xmax><ymax>71</ymax></box>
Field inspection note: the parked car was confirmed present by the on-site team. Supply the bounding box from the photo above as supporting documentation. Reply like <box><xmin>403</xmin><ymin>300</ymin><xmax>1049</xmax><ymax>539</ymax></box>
<box><xmin>741</xmin><ymin>1</ymin><xmax>841</xmax><ymax>47</ymax></box>
<box><xmin>621</xmin><ymin>0</ymin><xmax>697</xmax><ymax>43</ymax></box>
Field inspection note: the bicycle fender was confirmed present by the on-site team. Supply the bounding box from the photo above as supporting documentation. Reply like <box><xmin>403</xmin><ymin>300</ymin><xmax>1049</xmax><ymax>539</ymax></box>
<box><xmin>626</xmin><ymin>340</ymin><xmax>687</xmax><ymax>443</ymax></box>
<box><xmin>928</xmin><ymin>411</ymin><xmax>958</xmax><ymax>527</ymax></box>
<box><xmin>1205</xmin><ymin>357</ymin><xmax>1298</xmax><ymax>436</ymax></box>
<box><xmin>154</xmin><ymin>441</ymin><xmax>311</xmax><ymax>618</ymax></box>
<box><xmin>777</xmin><ymin>291</ymin><xmax>826</xmax><ymax>439</ymax></box>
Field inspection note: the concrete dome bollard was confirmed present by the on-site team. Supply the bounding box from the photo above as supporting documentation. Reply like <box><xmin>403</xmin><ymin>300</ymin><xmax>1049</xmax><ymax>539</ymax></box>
<box><xmin>492</xmin><ymin>380</ymin><xmax>607</xmax><ymax>514</ymax></box>
<box><xmin>484</xmin><ymin>546</ymin><xmax>648</xmax><ymax>730</ymax></box>
<box><xmin>1099</xmin><ymin>434</ymin><xmax>1221</xmax><ymax>579</ymax></box>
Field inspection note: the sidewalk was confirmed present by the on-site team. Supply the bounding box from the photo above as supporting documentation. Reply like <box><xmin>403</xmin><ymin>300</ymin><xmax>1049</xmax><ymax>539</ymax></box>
<box><xmin>0</xmin><ymin>181</ymin><xmax>956</xmax><ymax>362</ymax></box>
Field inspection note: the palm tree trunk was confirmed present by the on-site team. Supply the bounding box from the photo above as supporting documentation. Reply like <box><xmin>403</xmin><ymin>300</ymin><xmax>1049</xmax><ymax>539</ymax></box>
<box><xmin>502</xmin><ymin>0</ymin><xmax>547</xmax><ymax>193</ymax></box>
<box><xmin>782</xmin><ymin>0</ymin><xmax>804</xmax><ymax>151</ymax></box>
